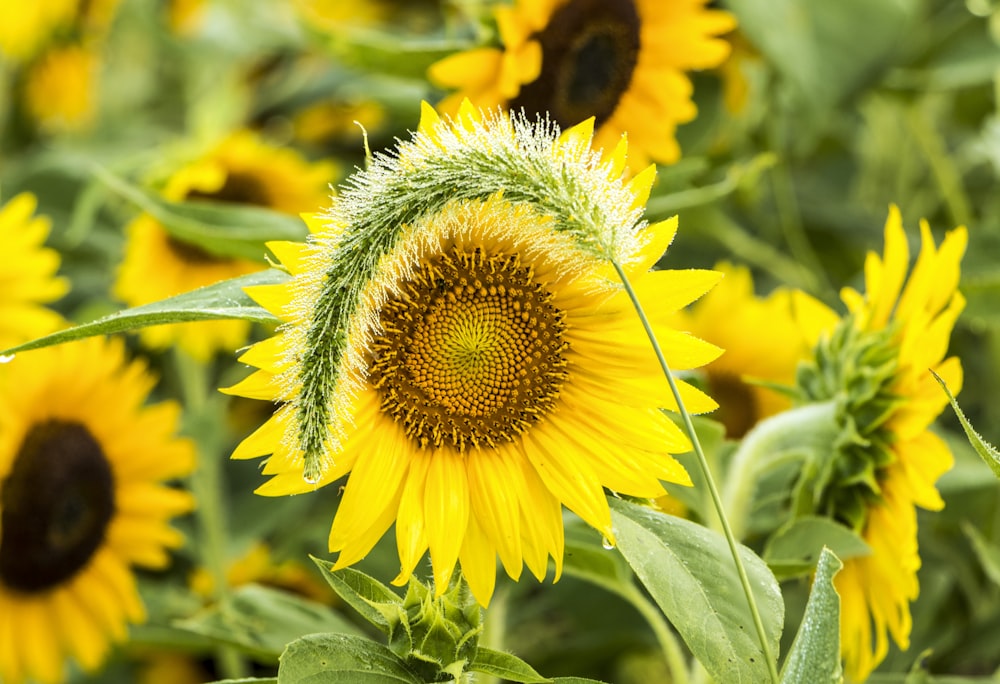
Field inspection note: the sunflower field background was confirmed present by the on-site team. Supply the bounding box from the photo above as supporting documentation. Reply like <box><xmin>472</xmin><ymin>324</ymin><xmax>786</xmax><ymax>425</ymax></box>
<box><xmin>2</xmin><ymin>1</ymin><xmax>1000</xmax><ymax>683</ymax></box>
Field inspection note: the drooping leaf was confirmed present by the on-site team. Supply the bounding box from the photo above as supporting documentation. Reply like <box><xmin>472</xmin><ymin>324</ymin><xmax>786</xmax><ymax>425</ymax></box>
<box><xmin>0</xmin><ymin>270</ymin><xmax>286</xmax><ymax>356</ymax></box>
<box><xmin>764</xmin><ymin>516</ymin><xmax>869</xmax><ymax>580</ymax></box>
<box><xmin>961</xmin><ymin>521</ymin><xmax>1000</xmax><ymax>589</ymax></box>
<box><xmin>609</xmin><ymin>498</ymin><xmax>784</xmax><ymax>684</ymax></box>
<box><xmin>725</xmin><ymin>0</ymin><xmax>919</xmax><ymax>106</ymax></box>
<box><xmin>780</xmin><ymin>547</ymin><xmax>843</xmax><ymax>683</ymax></box>
<box><xmin>175</xmin><ymin>584</ymin><xmax>362</xmax><ymax>662</ymax></box>
<box><xmin>95</xmin><ymin>165</ymin><xmax>309</xmax><ymax>262</ymax></box>
<box><xmin>469</xmin><ymin>647</ymin><xmax>550</xmax><ymax>683</ymax></box>
<box><xmin>311</xmin><ymin>558</ymin><xmax>404</xmax><ymax>635</ymax></box>
<box><xmin>277</xmin><ymin>633</ymin><xmax>421</xmax><ymax>684</ymax></box>
<box><xmin>931</xmin><ymin>370</ymin><xmax>1000</xmax><ymax>479</ymax></box>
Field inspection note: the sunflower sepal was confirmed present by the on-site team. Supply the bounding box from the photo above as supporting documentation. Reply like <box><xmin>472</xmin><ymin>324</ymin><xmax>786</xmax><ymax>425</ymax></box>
<box><xmin>395</xmin><ymin>578</ymin><xmax>482</xmax><ymax>682</ymax></box>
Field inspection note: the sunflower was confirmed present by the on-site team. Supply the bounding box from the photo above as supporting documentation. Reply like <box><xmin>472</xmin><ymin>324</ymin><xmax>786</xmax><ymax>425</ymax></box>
<box><xmin>0</xmin><ymin>192</ymin><xmax>68</xmax><ymax>349</ymax></box>
<box><xmin>0</xmin><ymin>337</ymin><xmax>196</xmax><ymax>684</ymax></box>
<box><xmin>672</xmin><ymin>262</ymin><xmax>833</xmax><ymax>439</ymax></box>
<box><xmin>114</xmin><ymin>130</ymin><xmax>336</xmax><ymax>361</ymax></box>
<box><xmin>428</xmin><ymin>0</ymin><xmax>735</xmax><ymax>168</ymax></box>
<box><xmin>22</xmin><ymin>42</ymin><xmax>99</xmax><ymax>134</ymax></box>
<box><xmin>225</xmin><ymin>102</ymin><xmax>721</xmax><ymax>607</ymax></box>
<box><xmin>795</xmin><ymin>206</ymin><xmax>967</xmax><ymax>681</ymax></box>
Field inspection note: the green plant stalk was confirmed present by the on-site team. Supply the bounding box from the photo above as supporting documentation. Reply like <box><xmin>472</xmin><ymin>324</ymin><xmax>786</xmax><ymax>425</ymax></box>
<box><xmin>174</xmin><ymin>350</ymin><xmax>247</xmax><ymax>680</ymax></box>
<box><xmin>623</xmin><ymin>585</ymin><xmax>691</xmax><ymax>684</ymax></box>
<box><xmin>721</xmin><ymin>401</ymin><xmax>840</xmax><ymax>541</ymax></box>
<box><xmin>614</xmin><ymin>262</ymin><xmax>781</xmax><ymax>684</ymax></box>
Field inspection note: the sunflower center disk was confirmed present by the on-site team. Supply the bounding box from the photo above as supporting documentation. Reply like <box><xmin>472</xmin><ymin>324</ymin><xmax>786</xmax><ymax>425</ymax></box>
<box><xmin>370</xmin><ymin>246</ymin><xmax>569</xmax><ymax>450</ymax></box>
<box><xmin>513</xmin><ymin>0</ymin><xmax>640</xmax><ymax>127</ymax></box>
<box><xmin>0</xmin><ymin>420</ymin><xmax>115</xmax><ymax>593</ymax></box>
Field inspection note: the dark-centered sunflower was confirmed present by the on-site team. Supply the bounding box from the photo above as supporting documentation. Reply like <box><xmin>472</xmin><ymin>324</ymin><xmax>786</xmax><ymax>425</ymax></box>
<box><xmin>428</xmin><ymin>0</ymin><xmax>735</xmax><ymax>168</ymax></box>
<box><xmin>673</xmin><ymin>262</ymin><xmax>835</xmax><ymax>439</ymax></box>
<box><xmin>0</xmin><ymin>337</ymin><xmax>195</xmax><ymax>684</ymax></box>
<box><xmin>114</xmin><ymin>130</ymin><xmax>336</xmax><ymax>361</ymax></box>
<box><xmin>795</xmin><ymin>206</ymin><xmax>967</xmax><ymax>681</ymax></box>
<box><xmin>226</xmin><ymin>103</ymin><xmax>722</xmax><ymax>606</ymax></box>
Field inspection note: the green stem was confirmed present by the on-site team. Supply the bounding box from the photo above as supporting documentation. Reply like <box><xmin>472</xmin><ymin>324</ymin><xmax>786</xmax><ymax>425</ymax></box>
<box><xmin>613</xmin><ymin>262</ymin><xmax>781</xmax><ymax>684</ymax></box>
<box><xmin>174</xmin><ymin>351</ymin><xmax>247</xmax><ymax>680</ymax></box>
<box><xmin>904</xmin><ymin>103</ymin><xmax>972</xmax><ymax>228</ymax></box>
<box><xmin>721</xmin><ymin>402</ymin><xmax>840</xmax><ymax>541</ymax></box>
<box><xmin>624</xmin><ymin>586</ymin><xmax>691</xmax><ymax>684</ymax></box>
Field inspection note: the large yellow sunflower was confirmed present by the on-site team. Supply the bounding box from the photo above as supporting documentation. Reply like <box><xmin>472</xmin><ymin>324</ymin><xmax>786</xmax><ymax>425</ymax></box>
<box><xmin>672</xmin><ymin>262</ymin><xmax>830</xmax><ymax>439</ymax></box>
<box><xmin>795</xmin><ymin>206</ymin><xmax>967</xmax><ymax>681</ymax></box>
<box><xmin>0</xmin><ymin>193</ymin><xmax>68</xmax><ymax>349</ymax></box>
<box><xmin>114</xmin><ymin>130</ymin><xmax>336</xmax><ymax>361</ymax></box>
<box><xmin>0</xmin><ymin>337</ymin><xmax>195</xmax><ymax>684</ymax></box>
<box><xmin>428</xmin><ymin>0</ymin><xmax>735</xmax><ymax>168</ymax></box>
<box><xmin>225</xmin><ymin>103</ymin><xmax>722</xmax><ymax>607</ymax></box>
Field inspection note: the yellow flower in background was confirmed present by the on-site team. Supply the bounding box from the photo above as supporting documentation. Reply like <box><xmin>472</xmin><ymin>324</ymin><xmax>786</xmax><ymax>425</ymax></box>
<box><xmin>114</xmin><ymin>130</ymin><xmax>336</xmax><ymax>361</ymax></box>
<box><xmin>428</xmin><ymin>0</ymin><xmax>735</xmax><ymax>168</ymax></box>
<box><xmin>673</xmin><ymin>262</ymin><xmax>831</xmax><ymax>439</ymax></box>
<box><xmin>22</xmin><ymin>42</ymin><xmax>99</xmax><ymax>134</ymax></box>
<box><xmin>226</xmin><ymin>103</ymin><xmax>722</xmax><ymax>607</ymax></box>
<box><xmin>0</xmin><ymin>337</ymin><xmax>196</xmax><ymax>684</ymax></box>
<box><xmin>0</xmin><ymin>193</ymin><xmax>68</xmax><ymax>349</ymax></box>
<box><xmin>189</xmin><ymin>541</ymin><xmax>333</xmax><ymax>603</ymax></box>
<box><xmin>797</xmin><ymin>206</ymin><xmax>967</xmax><ymax>681</ymax></box>
<box><xmin>0</xmin><ymin>0</ymin><xmax>76</xmax><ymax>61</ymax></box>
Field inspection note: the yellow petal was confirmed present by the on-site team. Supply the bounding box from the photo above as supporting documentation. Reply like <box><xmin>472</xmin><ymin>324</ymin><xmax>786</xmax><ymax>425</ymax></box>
<box><xmin>424</xmin><ymin>450</ymin><xmax>470</xmax><ymax>594</ymax></box>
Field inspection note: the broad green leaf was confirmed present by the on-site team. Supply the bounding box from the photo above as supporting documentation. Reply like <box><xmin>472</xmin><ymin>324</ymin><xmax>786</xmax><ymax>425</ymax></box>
<box><xmin>278</xmin><ymin>633</ymin><xmax>421</xmax><ymax>684</ymax></box>
<box><xmin>95</xmin><ymin>166</ymin><xmax>309</xmax><ymax>262</ymax></box>
<box><xmin>609</xmin><ymin>498</ymin><xmax>784</xmax><ymax>684</ymax></box>
<box><xmin>208</xmin><ymin>679</ymin><xmax>279</xmax><ymax>684</ymax></box>
<box><xmin>469</xmin><ymin>647</ymin><xmax>550</xmax><ymax>683</ymax></box>
<box><xmin>780</xmin><ymin>548</ymin><xmax>843</xmax><ymax>683</ymax></box>
<box><xmin>561</xmin><ymin>518</ymin><xmax>633</xmax><ymax>595</ymax></box>
<box><xmin>551</xmin><ymin>678</ymin><xmax>610</xmax><ymax>684</ymax></box>
<box><xmin>175</xmin><ymin>584</ymin><xmax>362</xmax><ymax>661</ymax></box>
<box><xmin>961</xmin><ymin>521</ymin><xmax>1000</xmax><ymax>589</ymax></box>
<box><xmin>764</xmin><ymin>517</ymin><xmax>869</xmax><ymax>580</ymax></box>
<box><xmin>311</xmin><ymin>559</ymin><xmax>404</xmax><ymax>635</ymax></box>
<box><xmin>0</xmin><ymin>270</ymin><xmax>286</xmax><ymax>356</ymax></box>
<box><xmin>725</xmin><ymin>0</ymin><xmax>918</xmax><ymax>106</ymax></box>
<box><xmin>931</xmin><ymin>370</ymin><xmax>1000</xmax><ymax>479</ymax></box>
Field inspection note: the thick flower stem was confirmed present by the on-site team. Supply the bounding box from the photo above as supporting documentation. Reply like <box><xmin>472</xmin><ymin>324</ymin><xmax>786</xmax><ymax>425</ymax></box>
<box><xmin>174</xmin><ymin>350</ymin><xmax>247</xmax><ymax>680</ymax></box>
<box><xmin>613</xmin><ymin>262</ymin><xmax>781</xmax><ymax>684</ymax></box>
<box><xmin>722</xmin><ymin>401</ymin><xmax>840</xmax><ymax>541</ymax></box>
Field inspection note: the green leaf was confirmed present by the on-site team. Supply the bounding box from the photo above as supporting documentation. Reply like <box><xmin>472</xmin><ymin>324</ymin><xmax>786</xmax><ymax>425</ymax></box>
<box><xmin>725</xmin><ymin>0</ymin><xmax>918</xmax><ymax>106</ymax></box>
<box><xmin>609</xmin><ymin>498</ymin><xmax>784</xmax><ymax>684</ymax></box>
<box><xmin>95</xmin><ymin>166</ymin><xmax>309</xmax><ymax>262</ymax></box>
<box><xmin>278</xmin><ymin>633</ymin><xmax>422</xmax><ymax>684</ymax></box>
<box><xmin>931</xmin><ymin>370</ymin><xmax>1000</xmax><ymax>479</ymax></box>
<box><xmin>550</xmin><ymin>679</ymin><xmax>610</xmax><ymax>684</ymax></box>
<box><xmin>961</xmin><ymin>521</ymin><xmax>1000</xmax><ymax>588</ymax></box>
<box><xmin>780</xmin><ymin>547</ymin><xmax>843</xmax><ymax>683</ymax></box>
<box><xmin>764</xmin><ymin>516</ymin><xmax>869</xmax><ymax>580</ymax></box>
<box><xmin>0</xmin><ymin>270</ymin><xmax>286</xmax><ymax>356</ymax></box>
<box><xmin>469</xmin><ymin>647</ymin><xmax>550</xmax><ymax>683</ymax></box>
<box><xmin>175</xmin><ymin>584</ymin><xmax>363</xmax><ymax>662</ymax></box>
<box><xmin>208</xmin><ymin>679</ymin><xmax>279</xmax><ymax>684</ymax></box>
<box><xmin>311</xmin><ymin>558</ymin><xmax>404</xmax><ymax>635</ymax></box>
<box><xmin>309</xmin><ymin>24</ymin><xmax>472</xmax><ymax>80</ymax></box>
<box><xmin>561</xmin><ymin>518</ymin><xmax>633</xmax><ymax>595</ymax></box>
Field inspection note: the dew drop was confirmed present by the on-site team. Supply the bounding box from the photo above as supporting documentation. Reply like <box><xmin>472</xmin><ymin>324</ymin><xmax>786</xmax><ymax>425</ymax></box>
<box><xmin>303</xmin><ymin>463</ymin><xmax>322</xmax><ymax>485</ymax></box>
<box><xmin>601</xmin><ymin>536</ymin><xmax>615</xmax><ymax>550</ymax></box>
<box><xmin>0</xmin><ymin>354</ymin><xmax>15</xmax><ymax>364</ymax></box>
